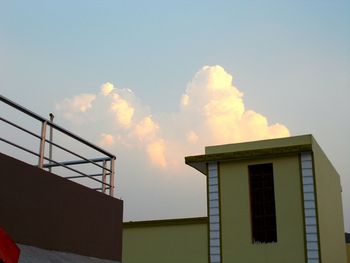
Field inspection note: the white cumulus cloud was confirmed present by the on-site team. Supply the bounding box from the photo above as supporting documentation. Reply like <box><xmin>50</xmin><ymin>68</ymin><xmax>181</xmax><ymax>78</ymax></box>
<box><xmin>98</xmin><ymin>133</ymin><xmax>116</xmax><ymax>148</ymax></box>
<box><xmin>133</xmin><ymin>116</ymin><xmax>159</xmax><ymax>141</ymax></box>
<box><xmin>110</xmin><ymin>93</ymin><xmax>135</xmax><ymax>129</ymax></box>
<box><xmin>55</xmin><ymin>93</ymin><xmax>96</xmax><ymax>123</ymax></box>
<box><xmin>101</xmin><ymin>82</ymin><xmax>114</xmax><ymax>96</ymax></box>
<box><xmin>56</xmin><ymin>93</ymin><xmax>96</xmax><ymax>113</ymax></box>
<box><xmin>180</xmin><ymin>65</ymin><xmax>289</xmax><ymax>145</ymax></box>
<box><xmin>55</xmin><ymin>65</ymin><xmax>290</xmax><ymax>170</ymax></box>
<box><xmin>146</xmin><ymin>139</ymin><xmax>167</xmax><ymax>168</ymax></box>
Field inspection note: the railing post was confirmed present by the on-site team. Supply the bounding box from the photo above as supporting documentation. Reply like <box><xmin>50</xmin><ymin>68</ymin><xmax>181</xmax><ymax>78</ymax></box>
<box><xmin>102</xmin><ymin>160</ymin><xmax>107</xmax><ymax>194</ymax></box>
<box><xmin>48</xmin><ymin>113</ymin><xmax>54</xmax><ymax>173</ymax></box>
<box><xmin>38</xmin><ymin>121</ymin><xmax>47</xmax><ymax>169</ymax></box>
<box><xmin>109</xmin><ymin>157</ymin><xmax>115</xmax><ymax>197</ymax></box>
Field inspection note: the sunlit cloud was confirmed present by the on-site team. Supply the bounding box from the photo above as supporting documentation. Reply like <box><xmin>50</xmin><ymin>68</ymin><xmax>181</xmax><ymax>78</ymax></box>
<box><xmin>186</xmin><ymin>131</ymin><xmax>199</xmax><ymax>144</ymax></box>
<box><xmin>147</xmin><ymin>139</ymin><xmax>167</xmax><ymax>168</ymax></box>
<box><xmin>110</xmin><ymin>93</ymin><xmax>135</xmax><ymax>129</ymax></box>
<box><xmin>55</xmin><ymin>93</ymin><xmax>96</xmax><ymax>123</ymax></box>
<box><xmin>181</xmin><ymin>94</ymin><xmax>189</xmax><ymax>107</ymax></box>
<box><xmin>98</xmin><ymin>133</ymin><xmax>116</xmax><ymax>148</ymax></box>
<box><xmin>56</xmin><ymin>93</ymin><xmax>96</xmax><ymax>113</ymax></box>
<box><xmin>56</xmin><ymin>65</ymin><xmax>290</xmax><ymax>170</ymax></box>
<box><xmin>101</xmin><ymin>82</ymin><xmax>114</xmax><ymax>96</ymax></box>
<box><xmin>133</xmin><ymin>116</ymin><xmax>159</xmax><ymax>141</ymax></box>
<box><xmin>180</xmin><ymin>65</ymin><xmax>289</xmax><ymax>144</ymax></box>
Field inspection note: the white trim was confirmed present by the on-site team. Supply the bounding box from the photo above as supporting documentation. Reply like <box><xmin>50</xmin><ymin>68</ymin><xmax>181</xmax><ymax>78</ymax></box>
<box><xmin>208</xmin><ymin>162</ymin><xmax>221</xmax><ymax>263</ymax></box>
<box><xmin>301</xmin><ymin>152</ymin><xmax>320</xmax><ymax>263</ymax></box>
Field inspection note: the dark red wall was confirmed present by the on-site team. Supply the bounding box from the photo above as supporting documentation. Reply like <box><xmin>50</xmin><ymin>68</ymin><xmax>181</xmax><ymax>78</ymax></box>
<box><xmin>0</xmin><ymin>153</ymin><xmax>123</xmax><ymax>261</ymax></box>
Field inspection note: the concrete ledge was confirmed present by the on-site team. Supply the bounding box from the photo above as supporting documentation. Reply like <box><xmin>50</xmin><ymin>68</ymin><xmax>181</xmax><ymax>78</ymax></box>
<box><xmin>18</xmin><ymin>244</ymin><xmax>120</xmax><ymax>263</ymax></box>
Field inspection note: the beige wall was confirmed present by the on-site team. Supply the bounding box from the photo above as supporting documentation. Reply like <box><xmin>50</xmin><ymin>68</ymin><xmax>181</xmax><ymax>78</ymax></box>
<box><xmin>219</xmin><ymin>155</ymin><xmax>306</xmax><ymax>263</ymax></box>
<box><xmin>122</xmin><ymin>219</ymin><xmax>208</xmax><ymax>263</ymax></box>
<box><xmin>312</xmin><ymin>139</ymin><xmax>347</xmax><ymax>263</ymax></box>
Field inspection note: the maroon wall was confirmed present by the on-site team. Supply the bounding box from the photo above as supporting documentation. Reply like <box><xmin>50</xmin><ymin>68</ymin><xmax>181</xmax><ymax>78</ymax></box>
<box><xmin>0</xmin><ymin>153</ymin><xmax>123</xmax><ymax>261</ymax></box>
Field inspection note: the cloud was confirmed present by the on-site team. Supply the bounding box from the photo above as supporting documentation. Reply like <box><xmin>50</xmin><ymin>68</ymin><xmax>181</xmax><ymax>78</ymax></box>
<box><xmin>147</xmin><ymin>139</ymin><xmax>167</xmax><ymax>168</ymax></box>
<box><xmin>55</xmin><ymin>93</ymin><xmax>96</xmax><ymax>123</ymax></box>
<box><xmin>55</xmin><ymin>65</ymin><xmax>290</xmax><ymax>170</ymax></box>
<box><xmin>101</xmin><ymin>82</ymin><xmax>114</xmax><ymax>96</ymax></box>
<box><xmin>186</xmin><ymin>131</ymin><xmax>199</xmax><ymax>144</ymax></box>
<box><xmin>133</xmin><ymin>116</ymin><xmax>159</xmax><ymax>141</ymax></box>
<box><xmin>180</xmin><ymin>65</ymin><xmax>289</xmax><ymax>145</ymax></box>
<box><xmin>98</xmin><ymin>133</ymin><xmax>116</xmax><ymax>147</ymax></box>
<box><xmin>110</xmin><ymin>93</ymin><xmax>135</xmax><ymax>128</ymax></box>
<box><xmin>56</xmin><ymin>93</ymin><xmax>96</xmax><ymax>113</ymax></box>
<box><xmin>181</xmin><ymin>94</ymin><xmax>189</xmax><ymax>107</ymax></box>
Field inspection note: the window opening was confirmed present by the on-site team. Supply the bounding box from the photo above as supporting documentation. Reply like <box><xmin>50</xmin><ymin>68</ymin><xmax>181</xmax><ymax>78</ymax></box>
<box><xmin>249</xmin><ymin>163</ymin><xmax>277</xmax><ymax>243</ymax></box>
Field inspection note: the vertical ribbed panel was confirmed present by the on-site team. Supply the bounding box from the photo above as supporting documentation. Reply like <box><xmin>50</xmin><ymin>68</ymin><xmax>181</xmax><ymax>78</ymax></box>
<box><xmin>208</xmin><ymin>162</ymin><xmax>221</xmax><ymax>263</ymax></box>
<box><xmin>301</xmin><ymin>152</ymin><xmax>320</xmax><ymax>263</ymax></box>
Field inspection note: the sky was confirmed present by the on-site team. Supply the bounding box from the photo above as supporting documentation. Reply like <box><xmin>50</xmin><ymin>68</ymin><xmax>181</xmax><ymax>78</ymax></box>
<box><xmin>0</xmin><ymin>1</ymin><xmax>349</xmax><ymax>230</ymax></box>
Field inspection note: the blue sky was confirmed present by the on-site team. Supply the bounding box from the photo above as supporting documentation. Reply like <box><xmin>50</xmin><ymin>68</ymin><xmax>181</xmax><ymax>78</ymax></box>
<box><xmin>1</xmin><ymin>1</ymin><xmax>350</xmax><ymax>229</ymax></box>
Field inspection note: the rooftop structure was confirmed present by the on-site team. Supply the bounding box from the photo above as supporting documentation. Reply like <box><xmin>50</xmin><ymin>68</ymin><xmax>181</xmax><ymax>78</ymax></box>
<box><xmin>186</xmin><ymin>134</ymin><xmax>347</xmax><ymax>263</ymax></box>
<box><xmin>0</xmin><ymin>96</ymin><xmax>123</xmax><ymax>262</ymax></box>
<box><xmin>0</xmin><ymin>95</ymin><xmax>115</xmax><ymax>195</ymax></box>
<box><xmin>121</xmin><ymin>135</ymin><xmax>348</xmax><ymax>263</ymax></box>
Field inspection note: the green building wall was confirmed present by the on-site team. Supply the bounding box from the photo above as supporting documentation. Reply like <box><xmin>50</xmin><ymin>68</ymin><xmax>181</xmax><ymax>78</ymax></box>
<box><xmin>122</xmin><ymin>218</ymin><xmax>208</xmax><ymax>263</ymax></box>
<box><xmin>312</xmin><ymin>138</ymin><xmax>347</xmax><ymax>263</ymax></box>
<box><xmin>218</xmin><ymin>155</ymin><xmax>306</xmax><ymax>263</ymax></box>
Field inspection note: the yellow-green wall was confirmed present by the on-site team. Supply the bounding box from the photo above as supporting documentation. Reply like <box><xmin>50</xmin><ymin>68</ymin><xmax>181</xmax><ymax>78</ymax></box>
<box><xmin>206</xmin><ymin>134</ymin><xmax>311</xmax><ymax>154</ymax></box>
<box><xmin>122</xmin><ymin>220</ymin><xmax>208</xmax><ymax>263</ymax></box>
<box><xmin>312</xmin><ymin>139</ymin><xmax>347</xmax><ymax>263</ymax></box>
<box><xmin>219</xmin><ymin>155</ymin><xmax>306</xmax><ymax>263</ymax></box>
<box><xmin>347</xmin><ymin>244</ymin><xmax>350</xmax><ymax>263</ymax></box>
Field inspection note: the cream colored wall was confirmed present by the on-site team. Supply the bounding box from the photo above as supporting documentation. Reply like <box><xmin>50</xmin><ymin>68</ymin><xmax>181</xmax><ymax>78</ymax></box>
<box><xmin>219</xmin><ymin>155</ymin><xmax>306</xmax><ymax>263</ymax></box>
<box><xmin>122</xmin><ymin>221</ymin><xmax>208</xmax><ymax>263</ymax></box>
<box><xmin>312</xmin><ymin>139</ymin><xmax>347</xmax><ymax>263</ymax></box>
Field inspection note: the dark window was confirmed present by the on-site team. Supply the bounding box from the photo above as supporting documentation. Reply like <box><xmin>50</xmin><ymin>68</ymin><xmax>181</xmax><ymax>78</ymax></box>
<box><xmin>249</xmin><ymin>163</ymin><xmax>277</xmax><ymax>243</ymax></box>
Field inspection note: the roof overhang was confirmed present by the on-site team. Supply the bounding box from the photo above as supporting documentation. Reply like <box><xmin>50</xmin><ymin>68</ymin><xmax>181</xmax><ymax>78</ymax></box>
<box><xmin>185</xmin><ymin>143</ymin><xmax>312</xmax><ymax>175</ymax></box>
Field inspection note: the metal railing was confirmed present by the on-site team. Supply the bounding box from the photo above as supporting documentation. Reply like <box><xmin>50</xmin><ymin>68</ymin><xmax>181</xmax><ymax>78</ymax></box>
<box><xmin>0</xmin><ymin>95</ymin><xmax>116</xmax><ymax>196</ymax></box>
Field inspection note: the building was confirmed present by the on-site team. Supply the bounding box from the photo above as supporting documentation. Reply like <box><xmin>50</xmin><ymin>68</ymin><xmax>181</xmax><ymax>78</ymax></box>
<box><xmin>123</xmin><ymin>217</ymin><xmax>208</xmax><ymax>263</ymax></box>
<box><xmin>123</xmin><ymin>135</ymin><xmax>348</xmax><ymax>263</ymax></box>
<box><xmin>346</xmin><ymin>233</ymin><xmax>350</xmax><ymax>263</ymax></box>
<box><xmin>1</xmin><ymin>96</ymin><xmax>347</xmax><ymax>263</ymax></box>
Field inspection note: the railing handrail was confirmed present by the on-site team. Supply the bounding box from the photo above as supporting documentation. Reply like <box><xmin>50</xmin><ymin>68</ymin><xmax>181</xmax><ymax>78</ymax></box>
<box><xmin>42</xmin><ymin>157</ymin><xmax>112</xmax><ymax>169</ymax></box>
<box><xmin>0</xmin><ymin>94</ymin><xmax>116</xmax><ymax>196</ymax></box>
<box><xmin>0</xmin><ymin>95</ymin><xmax>115</xmax><ymax>159</ymax></box>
